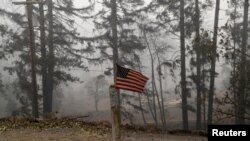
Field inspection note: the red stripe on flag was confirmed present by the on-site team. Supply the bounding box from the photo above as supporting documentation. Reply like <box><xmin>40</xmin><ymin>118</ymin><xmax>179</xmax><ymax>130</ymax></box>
<box><xmin>128</xmin><ymin>71</ymin><xmax>148</xmax><ymax>82</ymax></box>
<box><xmin>115</xmin><ymin>84</ymin><xmax>143</xmax><ymax>93</ymax></box>
<box><xmin>116</xmin><ymin>80</ymin><xmax>144</xmax><ymax>90</ymax></box>
<box><xmin>116</xmin><ymin>78</ymin><xmax>145</xmax><ymax>88</ymax></box>
<box><xmin>127</xmin><ymin>74</ymin><xmax>147</xmax><ymax>84</ymax></box>
<box><xmin>130</xmin><ymin>70</ymin><xmax>148</xmax><ymax>80</ymax></box>
<box><xmin>127</xmin><ymin>73</ymin><xmax>147</xmax><ymax>84</ymax></box>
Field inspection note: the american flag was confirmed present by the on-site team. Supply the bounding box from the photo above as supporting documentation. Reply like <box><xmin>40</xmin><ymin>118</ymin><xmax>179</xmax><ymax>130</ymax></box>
<box><xmin>115</xmin><ymin>64</ymin><xmax>148</xmax><ymax>93</ymax></box>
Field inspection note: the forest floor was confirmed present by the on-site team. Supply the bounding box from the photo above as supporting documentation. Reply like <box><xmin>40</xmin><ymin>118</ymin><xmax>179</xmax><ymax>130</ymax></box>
<box><xmin>0</xmin><ymin>117</ymin><xmax>207</xmax><ymax>141</ymax></box>
<box><xmin>0</xmin><ymin>128</ymin><xmax>207</xmax><ymax>141</ymax></box>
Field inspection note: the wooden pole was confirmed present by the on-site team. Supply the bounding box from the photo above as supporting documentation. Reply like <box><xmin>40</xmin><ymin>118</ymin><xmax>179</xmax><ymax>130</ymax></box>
<box><xmin>13</xmin><ymin>0</ymin><xmax>39</xmax><ymax>118</ymax></box>
<box><xmin>38</xmin><ymin>0</ymin><xmax>48</xmax><ymax>116</ymax></box>
<box><xmin>27</xmin><ymin>0</ymin><xmax>39</xmax><ymax>118</ymax></box>
<box><xmin>109</xmin><ymin>85</ymin><xmax>121</xmax><ymax>141</ymax></box>
<box><xmin>111</xmin><ymin>0</ymin><xmax>121</xmax><ymax>135</ymax></box>
<box><xmin>12</xmin><ymin>1</ymin><xmax>39</xmax><ymax>5</ymax></box>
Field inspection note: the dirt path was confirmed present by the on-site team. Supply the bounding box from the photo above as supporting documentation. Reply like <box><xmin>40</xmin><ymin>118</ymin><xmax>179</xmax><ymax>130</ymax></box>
<box><xmin>0</xmin><ymin>128</ymin><xmax>107</xmax><ymax>141</ymax></box>
<box><xmin>0</xmin><ymin>128</ymin><xmax>207</xmax><ymax>141</ymax></box>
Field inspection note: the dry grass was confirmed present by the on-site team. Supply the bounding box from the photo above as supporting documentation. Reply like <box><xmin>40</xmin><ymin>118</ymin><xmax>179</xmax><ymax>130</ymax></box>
<box><xmin>0</xmin><ymin>117</ymin><xmax>207</xmax><ymax>141</ymax></box>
